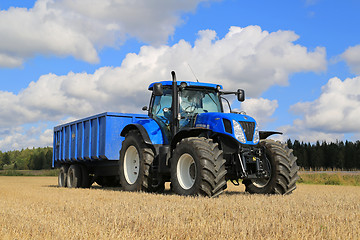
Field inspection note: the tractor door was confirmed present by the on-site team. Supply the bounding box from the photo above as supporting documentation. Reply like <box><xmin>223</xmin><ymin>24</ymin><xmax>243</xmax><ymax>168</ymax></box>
<box><xmin>149</xmin><ymin>88</ymin><xmax>173</xmax><ymax>140</ymax></box>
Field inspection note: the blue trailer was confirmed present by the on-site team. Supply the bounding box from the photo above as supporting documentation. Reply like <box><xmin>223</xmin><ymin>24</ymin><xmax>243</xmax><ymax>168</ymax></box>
<box><xmin>53</xmin><ymin>71</ymin><xmax>299</xmax><ymax>196</ymax></box>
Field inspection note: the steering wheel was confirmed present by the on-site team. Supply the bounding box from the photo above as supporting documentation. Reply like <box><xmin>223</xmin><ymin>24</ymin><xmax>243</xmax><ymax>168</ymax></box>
<box><xmin>184</xmin><ymin>105</ymin><xmax>196</xmax><ymax>113</ymax></box>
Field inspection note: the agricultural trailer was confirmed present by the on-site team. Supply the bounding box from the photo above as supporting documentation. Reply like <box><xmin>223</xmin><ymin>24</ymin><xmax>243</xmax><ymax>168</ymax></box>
<box><xmin>53</xmin><ymin>71</ymin><xmax>299</xmax><ymax>197</ymax></box>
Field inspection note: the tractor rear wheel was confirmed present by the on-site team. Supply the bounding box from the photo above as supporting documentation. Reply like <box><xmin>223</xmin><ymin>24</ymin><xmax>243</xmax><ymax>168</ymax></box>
<box><xmin>243</xmin><ymin>139</ymin><xmax>299</xmax><ymax>195</ymax></box>
<box><xmin>119</xmin><ymin>130</ymin><xmax>164</xmax><ymax>192</ymax></box>
<box><xmin>170</xmin><ymin>137</ymin><xmax>227</xmax><ymax>197</ymax></box>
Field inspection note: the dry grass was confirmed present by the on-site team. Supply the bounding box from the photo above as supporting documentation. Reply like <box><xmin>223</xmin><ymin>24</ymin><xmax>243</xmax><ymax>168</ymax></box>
<box><xmin>0</xmin><ymin>177</ymin><xmax>359</xmax><ymax>240</ymax></box>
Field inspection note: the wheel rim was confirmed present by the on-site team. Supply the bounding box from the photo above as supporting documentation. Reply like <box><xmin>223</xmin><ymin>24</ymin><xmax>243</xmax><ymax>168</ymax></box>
<box><xmin>252</xmin><ymin>157</ymin><xmax>272</xmax><ymax>188</ymax></box>
<box><xmin>177</xmin><ymin>153</ymin><xmax>197</xmax><ymax>190</ymax></box>
<box><xmin>124</xmin><ymin>146</ymin><xmax>140</xmax><ymax>184</ymax></box>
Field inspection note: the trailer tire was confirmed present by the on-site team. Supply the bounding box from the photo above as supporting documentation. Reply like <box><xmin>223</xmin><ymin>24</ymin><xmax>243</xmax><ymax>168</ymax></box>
<box><xmin>58</xmin><ymin>165</ymin><xmax>69</xmax><ymax>187</ymax></box>
<box><xmin>243</xmin><ymin>139</ymin><xmax>299</xmax><ymax>195</ymax></box>
<box><xmin>170</xmin><ymin>137</ymin><xmax>227</xmax><ymax>197</ymax></box>
<box><xmin>67</xmin><ymin>164</ymin><xmax>82</xmax><ymax>188</ymax></box>
<box><xmin>119</xmin><ymin>130</ymin><xmax>162</xmax><ymax>192</ymax></box>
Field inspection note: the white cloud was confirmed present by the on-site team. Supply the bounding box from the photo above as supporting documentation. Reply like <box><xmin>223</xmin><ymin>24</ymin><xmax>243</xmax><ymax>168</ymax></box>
<box><xmin>0</xmin><ymin>25</ymin><xmax>326</xmax><ymax>150</ymax></box>
<box><xmin>237</xmin><ymin>98</ymin><xmax>278</xmax><ymax>128</ymax></box>
<box><xmin>341</xmin><ymin>45</ymin><xmax>360</xmax><ymax>74</ymax></box>
<box><xmin>0</xmin><ymin>0</ymin><xmax>211</xmax><ymax>67</ymax></box>
<box><xmin>0</xmin><ymin>125</ymin><xmax>52</xmax><ymax>151</ymax></box>
<box><xmin>281</xmin><ymin>76</ymin><xmax>360</xmax><ymax>142</ymax></box>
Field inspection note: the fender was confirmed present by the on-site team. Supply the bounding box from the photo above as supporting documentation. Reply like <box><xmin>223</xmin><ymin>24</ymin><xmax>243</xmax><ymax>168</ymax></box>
<box><xmin>259</xmin><ymin>131</ymin><xmax>282</xmax><ymax>140</ymax></box>
<box><xmin>120</xmin><ymin>119</ymin><xmax>167</xmax><ymax>145</ymax></box>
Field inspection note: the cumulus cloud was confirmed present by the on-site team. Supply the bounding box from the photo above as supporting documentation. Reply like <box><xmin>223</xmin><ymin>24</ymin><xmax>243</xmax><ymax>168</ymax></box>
<box><xmin>0</xmin><ymin>125</ymin><xmax>52</xmax><ymax>151</ymax></box>
<box><xmin>0</xmin><ymin>0</ymin><xmax>210</xmax><ymax>67</ymax></box>
<box><xmin>0</xmin><ymin>25</ymin><xmax>326</xmax><ymax>150</ymax></box>
<box><xmin>281</xmin><ymin>76</ymin><xmax>360</xmax><ymax>142</ymax></box>
<box><xmin>237</xmin><ymin>98</ymin><xmax>278</xmax><ymax>128</ymax></box>
<box><xmin>341</xmin><ymin>45</ymin><xmax>360</xmax><ymax>74</ymax></box>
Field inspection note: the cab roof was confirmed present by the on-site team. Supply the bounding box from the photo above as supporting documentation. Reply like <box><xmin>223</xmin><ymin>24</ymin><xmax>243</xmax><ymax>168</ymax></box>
<box><xmin>148</xmin><ymin>81</ymin><xmax>223</xmax><ymax>90</ymax></box>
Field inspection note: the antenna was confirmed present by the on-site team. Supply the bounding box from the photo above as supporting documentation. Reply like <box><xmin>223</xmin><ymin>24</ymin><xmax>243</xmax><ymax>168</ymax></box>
<box><xmin>187</xmin><ymin>64</ymin><xmax>199</xmax><ymax>82</ymax></box>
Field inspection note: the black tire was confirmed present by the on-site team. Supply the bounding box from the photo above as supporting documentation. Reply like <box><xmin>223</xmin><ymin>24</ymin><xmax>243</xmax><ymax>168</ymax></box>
<box><xmin>170</xmin><ymin>137</ymin><xmax>227</xmax><ymax>197</ymax></box>
<box><xmin>119</xmin><ymin>130</ymin><xmax>163</xmax><ymax>192</ymax></box>
<box><xmin>67</xmin><ymin>164</ymin><xmax>82</xmax><ymax>188</ymax></box>
<box><xmin>58</xmin><ymin>165</ymin><xmax>69</xmax><ymax>187</ymax></box>
<box><xmin>243</xmin><ymin>139</ymin><xmax>299</xmax><ymax>195</ymax></box>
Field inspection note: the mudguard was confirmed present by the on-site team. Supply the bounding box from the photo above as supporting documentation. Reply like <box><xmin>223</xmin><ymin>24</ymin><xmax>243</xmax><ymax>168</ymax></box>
<box><xmin>120</xmin><ymin>119</ymin><xmax>168</xmax><ymax>145</ymax></box>
<box><xmin>259</xmin><ymin>131</ymin><xmax>282</xmax><ymax>139</ymax></box>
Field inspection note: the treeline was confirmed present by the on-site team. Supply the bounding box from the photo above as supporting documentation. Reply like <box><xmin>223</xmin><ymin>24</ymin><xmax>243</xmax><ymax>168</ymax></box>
<box><xmin>288</xmin><ymin>140</ymin><xmax>360</xmax><ymax>170</ymax></box>
<box><xmin>1</xmin><ymin>140</ymin><xmax>360</xmax><ymax>171</ymax></box>
<box><xmin>0</xmin><ymin>147</ymin><xmax>52</xmax><ymax>170</ymax></box>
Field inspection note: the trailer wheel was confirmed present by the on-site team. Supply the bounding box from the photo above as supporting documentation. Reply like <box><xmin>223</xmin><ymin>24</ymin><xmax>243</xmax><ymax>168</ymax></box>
<box><xmin>58</xmin><ymin>165</ymin><xmax>69</xmax><ymax>187</ymax></box>
<box><xmin>67</xmin><ymin>164</ymin><xmax>82</xmax><ymax>188</ymax></box>
<box><xmin>243</xmin><ymin>139</ymin><xmax>299</xmax><ymax>195</ymax></box>
<box><xmin>170</xmin><ymin>137</ymin><xmax>227</xmax><ymax>197</ymax></box>
<box><xmin>119</xmin><ymin>130</ymin><xmax>163</xmax><ymax>192</ymax></box>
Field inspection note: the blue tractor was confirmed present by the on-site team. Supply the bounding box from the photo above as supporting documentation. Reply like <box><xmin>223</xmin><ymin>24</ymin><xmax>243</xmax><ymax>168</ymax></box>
<box><xmin>54</xmin><ymin>71</ymin><xmax>299</xmax><ymax>197</ymax></box>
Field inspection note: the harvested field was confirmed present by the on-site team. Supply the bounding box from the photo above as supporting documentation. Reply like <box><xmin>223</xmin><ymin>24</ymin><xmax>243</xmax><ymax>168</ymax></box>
<box><xmin>0</xmin><ymin>177</ymin><xmax>359</xmax><ymax>239</ymax></box>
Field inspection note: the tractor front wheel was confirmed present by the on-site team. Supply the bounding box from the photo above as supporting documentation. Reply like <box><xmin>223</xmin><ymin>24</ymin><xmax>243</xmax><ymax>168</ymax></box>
<box><xmin>170</xmin><ymin>137</ymin><xmax>227</xmax><ymax>197</ymax></box>
<box><xmin>243</xmin><ymin>139</ymin><xmax>299</xmax><ymax>195</ymax></box>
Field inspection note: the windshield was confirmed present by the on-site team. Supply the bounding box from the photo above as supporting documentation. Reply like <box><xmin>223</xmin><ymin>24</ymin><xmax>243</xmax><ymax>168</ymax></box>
<box><xmin>179</xmin><ymin>89</ymin><xmax>221</xmax><ymax>114</ymax></box>
<box><xmin>150</xmin><ymin>87</ymin><xmax>222</xmax><ymax>134</ymax></box>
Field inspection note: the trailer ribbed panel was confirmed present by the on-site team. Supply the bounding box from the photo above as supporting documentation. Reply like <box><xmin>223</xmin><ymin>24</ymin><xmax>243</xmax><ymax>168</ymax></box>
<box><xmin>77</xmin><ymin>122</ymin><xmax>83</xmax><ymax>160</ymax></box>
<box><xmin>52</xmin><ymin>112</ymin><xmax>149</xmax><ymax>167</ymax></box>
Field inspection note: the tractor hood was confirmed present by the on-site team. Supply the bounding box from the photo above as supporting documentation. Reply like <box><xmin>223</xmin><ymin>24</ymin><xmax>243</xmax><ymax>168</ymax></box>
<box><xmin>194</xmin><ymin>112</ymin><xmax>259</xmax><ymax>145</ymax></box>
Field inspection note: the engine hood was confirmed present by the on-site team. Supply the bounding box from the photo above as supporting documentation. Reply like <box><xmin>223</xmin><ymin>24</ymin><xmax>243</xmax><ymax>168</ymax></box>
<box><xmin>194</xmin><ymin>112</ymin><xmax>258</xmax><ymax>145</ymax></box>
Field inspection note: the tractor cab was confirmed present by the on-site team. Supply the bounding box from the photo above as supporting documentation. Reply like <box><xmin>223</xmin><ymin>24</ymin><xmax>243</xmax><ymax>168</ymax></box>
<box><xmin>146</xmin><ymin>73</ymin><xmax>258</xmax><ymax>146</ymax></box>
<box><xmin>148</xmin><ymin>81</ymin><xmax>223</xmax><ymax>134</ymax></box>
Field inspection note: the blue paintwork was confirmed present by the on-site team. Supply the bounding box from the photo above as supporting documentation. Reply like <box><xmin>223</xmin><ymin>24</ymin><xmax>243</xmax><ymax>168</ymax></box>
<box><xmin>148</xmin><ymin>81</ymin><xmax>222</xmax><ymax>90</ymax></box>
<box><xmin>52</xmin><ymin>81</ymin><xmax>257</xmax><ymax>168</ymax></box>
<box><xmin>52</xmin><ymin>112</ymin><xmax>166</xmax><ymax>167</ymax></box>
<box><xmin>133</xmin><ymin>118</ymin><xmax>168</xmax><ymax>145</ymax></box>
<box><xmin>194</xmin><ymin>112</ymin><xmax>258</xmax><ymax>145</ymax></box>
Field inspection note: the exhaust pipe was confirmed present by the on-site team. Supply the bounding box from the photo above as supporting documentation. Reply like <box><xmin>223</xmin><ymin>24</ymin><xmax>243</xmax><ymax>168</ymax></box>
<box><xmin>171</xmin><ymin>71</ymin><xmax>179</xmax><ymax>136</ymax></box>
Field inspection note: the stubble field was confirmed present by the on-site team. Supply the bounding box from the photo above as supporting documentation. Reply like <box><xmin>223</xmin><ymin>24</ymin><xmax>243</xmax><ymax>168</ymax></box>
<box><xmin>0</xmin><ymin>176</ymin><xmax>359</xmax><ymax>240</ymax></box>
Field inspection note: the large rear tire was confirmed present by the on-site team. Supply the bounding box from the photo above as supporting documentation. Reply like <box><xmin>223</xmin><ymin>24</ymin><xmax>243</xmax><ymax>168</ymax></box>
<box><xmin>119</xmin><ymin>130</ymin><xmax>164</xmax><ymax>192</ymax></box>
<box><xmin>243</xmin><ymin>139</ymin><xmax>299</xmax><ymax>195</ymax></box>
<box><xmin>170</xmin><ymin>137</ymin><xmax>227</xmax><ymax>197</ymax></box>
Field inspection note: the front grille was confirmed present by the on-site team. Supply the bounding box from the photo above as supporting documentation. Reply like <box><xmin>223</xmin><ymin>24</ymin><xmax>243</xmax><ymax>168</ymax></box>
<box><xmin>239</xmin><ymin>121</ymin><xmax>255</xmax><ymax>141</ymax></box>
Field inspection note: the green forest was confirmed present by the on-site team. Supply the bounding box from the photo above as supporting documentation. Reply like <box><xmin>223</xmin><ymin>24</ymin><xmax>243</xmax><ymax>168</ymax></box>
<box><xmin>289</xmin><ymin>140</ymin><xmax>360</xmax><ymax>170</ymax></box>
<box><xmin>0</xmin><ymin>147</ymin><xmax>52</xmax><ymax>170</ymax></box>
<box><xmin>0</xmin><ymin>140</ymin><xmax>359</xmax><ymax>170</ymax></box>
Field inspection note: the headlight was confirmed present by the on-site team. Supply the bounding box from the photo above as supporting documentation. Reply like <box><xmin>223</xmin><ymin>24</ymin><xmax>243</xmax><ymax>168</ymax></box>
<box><xmin>232</xmin><ymin>120</ymin><xmax>246</xmax><ymax>143</ymax></box>
<box><xmin>253</xmin><ymin>124</ymin><xmax>259</xmax><ymax>144</ymax></box>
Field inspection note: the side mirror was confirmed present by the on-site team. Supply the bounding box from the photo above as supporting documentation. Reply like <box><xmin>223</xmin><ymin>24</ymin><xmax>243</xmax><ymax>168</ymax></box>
<box><xmin>237</xmin><ymin>89</ymin><xmax>245</xmax><ymax>102</ymax></box>
<box><xmin>153</xmin><ymin>83</ymin><xmax>163</xmax><ymax>96</ymax></box>
<box><xmin>142</xmin><ymin>106</ymin><xmax>148</xmax><ymax>111</ymax></box>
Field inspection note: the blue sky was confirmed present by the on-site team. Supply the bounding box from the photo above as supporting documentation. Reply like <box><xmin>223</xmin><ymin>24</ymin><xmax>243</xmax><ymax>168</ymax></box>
<box><xmin>0</xmin><ymin>0</ymin><xmax>360</xmax><ymax>151</ymax></box>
